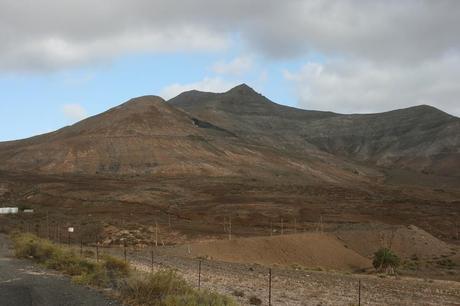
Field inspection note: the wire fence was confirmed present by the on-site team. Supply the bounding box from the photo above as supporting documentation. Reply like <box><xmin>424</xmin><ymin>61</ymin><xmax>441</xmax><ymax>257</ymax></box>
<box><xmin>10</xmin><ymin>222</ymin><xmax>370</xmax><ymax>306</ymax></box>
<box><xmin>9</xmin><ymin>219</ymin><xmax>460</xmax><ymax>305</ymax></box>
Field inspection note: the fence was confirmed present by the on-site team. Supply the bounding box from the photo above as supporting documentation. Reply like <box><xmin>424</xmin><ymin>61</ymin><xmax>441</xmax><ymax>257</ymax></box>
<box><xmin>13</xmin><ymin>221</ymin><xmax>460</xmax><ymax>305</ymax></box>
<box><xmin>14</xmin><ymin>223</ymin><xmax>366</xmax><ymax>306</ymax></box>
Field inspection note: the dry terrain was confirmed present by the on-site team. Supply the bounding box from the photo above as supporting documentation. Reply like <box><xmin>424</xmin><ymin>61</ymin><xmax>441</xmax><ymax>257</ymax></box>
<box><xmin>0</xmin><ymin>85</ymin><xmax>459</xmax><ymax>305</ymax></box>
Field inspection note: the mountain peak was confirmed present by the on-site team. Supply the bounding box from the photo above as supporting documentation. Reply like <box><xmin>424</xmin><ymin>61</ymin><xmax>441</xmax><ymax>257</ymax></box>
<box><xmin>117</xmin><ymin>95</ymin><xmax>165</xmax><ymax>110</ymax></box>
<box><xmin>226</xmin><ymin>83</ymin><xmax>258</xmax><ymax>96</ymax></box>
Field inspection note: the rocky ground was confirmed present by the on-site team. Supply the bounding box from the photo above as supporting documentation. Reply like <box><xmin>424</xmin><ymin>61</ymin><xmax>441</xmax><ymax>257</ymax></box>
<box><xmin>89</xmin><ymin>242</ymin><xmax>460</xmax><ymax>306</ymax></box>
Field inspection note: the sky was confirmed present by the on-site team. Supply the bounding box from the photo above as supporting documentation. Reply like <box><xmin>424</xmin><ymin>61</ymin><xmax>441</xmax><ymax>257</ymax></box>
<box><xmin>1</xmin><ymin>0</ymin><xmax>460</xmax><ymax>141</ymax></box>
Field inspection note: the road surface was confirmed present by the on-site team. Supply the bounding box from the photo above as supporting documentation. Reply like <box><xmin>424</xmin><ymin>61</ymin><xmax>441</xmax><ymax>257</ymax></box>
<box><xmin>0</xmin><ymin>234</ymin><xmax>120</xmax><ymax>306</ymax></box>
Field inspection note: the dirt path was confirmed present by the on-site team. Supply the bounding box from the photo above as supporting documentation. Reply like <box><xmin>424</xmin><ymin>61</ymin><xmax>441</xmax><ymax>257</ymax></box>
<box><xmin>0</xmin><ymin>234</ymin><xmax>120</xmax><ymax>306</ymax></box>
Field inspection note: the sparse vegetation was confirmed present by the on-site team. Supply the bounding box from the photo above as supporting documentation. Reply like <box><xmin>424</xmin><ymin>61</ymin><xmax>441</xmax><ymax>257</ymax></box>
<box><xmin>373</xmin><ymin>248</ymin><xmax>400</xmax><ymax>273</ymax></box>
<box><xmin>12</xmin><ymin>232</ymin><xmax>126</xmax><ymax>287</ymax></box>
<box><xmin>12</xmin><ymin>233</ymin><xmax>235</xmax><ymax>305</ymax></box>
<box><xmin>248</xmin><ymin>295</ymin><xmax>262</xmax><ymax>305</ymax></box>
<box><xmin>121</xmin><ymin>269</ymin><xmax>236</xmax><ymax>306</ymax></box>
<box><xmin>436</xmin><ymin>258</ymin><xmax>456</xmax><ymax>269</ymax></box>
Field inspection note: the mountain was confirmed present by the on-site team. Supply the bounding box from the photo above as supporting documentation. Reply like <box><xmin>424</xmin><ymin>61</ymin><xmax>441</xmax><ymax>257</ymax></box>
<box><xmin>0</xmin><ymin>84</ymin><xmax>459</xmax><ymax>245</ymax></box>
<box><xmin>170</xmin><ymin>84</ymin><xmax>460</xmax><ymax>177</ymax></box>
<box><xmin>0</xmin><ymin>94</ymin><xmax>373</xmax><ymax>184</ymax></box>
<box><xmin>0</xmin><ymin>84</ymin><xmax>458</xmax><ymax>182</ymax></box>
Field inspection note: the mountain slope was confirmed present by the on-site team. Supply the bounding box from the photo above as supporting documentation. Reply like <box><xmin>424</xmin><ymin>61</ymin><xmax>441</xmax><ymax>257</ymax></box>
<box><xmin>0</xmin><ymin>95</ymin><xmax>375</xmax><ymax>184</ymax></box>
<box><xmin>0</xmin><ymin>95</ymin><xmax>249</xmax><ymax>175</ymax></box>
<box><xmin>170</xmin><ymin>85</ymin><xmax>460</xmax><ymax>176</ymax></box>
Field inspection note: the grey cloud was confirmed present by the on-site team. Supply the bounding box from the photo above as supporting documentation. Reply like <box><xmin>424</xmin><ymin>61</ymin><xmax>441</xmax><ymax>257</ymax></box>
<box><xmin>1</xmin><ymin>0</ymin><xmax>460</xmax><ymax>116</ymax></box>
<box><xmin>1</xmin><ymin>0</ymin><xmax>460</xmax><ymax>71</ymax></box>
<box><xmin>285</xmin><ymin>55</ymin><xmax>460</xmax><ymax>116</ymax></box>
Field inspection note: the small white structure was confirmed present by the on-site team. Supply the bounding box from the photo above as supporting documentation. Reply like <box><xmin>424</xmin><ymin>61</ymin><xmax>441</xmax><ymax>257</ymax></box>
<box><xmin>68</xmin><ymin>227</ymin><xmax>74</xmax><ymax>233</ymax></box>
<box><xmin>23</xmin><ymin>209</ymin><xmax>34</xmax><ymax>213</ymax></box>
<box><xmin>0</xmin><ymin>207</ymin><xmax>19</xmax><ymax>215</ymax></box>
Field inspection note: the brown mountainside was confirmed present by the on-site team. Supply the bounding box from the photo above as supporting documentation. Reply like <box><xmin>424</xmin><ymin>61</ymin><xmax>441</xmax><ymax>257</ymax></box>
<box><xmin>0</xmin><ymin>94</ymin><xmax>373</xmax><ymax>185</ymax></box>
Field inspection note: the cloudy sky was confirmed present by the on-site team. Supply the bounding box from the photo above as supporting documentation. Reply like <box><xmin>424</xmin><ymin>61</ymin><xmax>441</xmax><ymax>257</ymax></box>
<box><xmin>1</xmin><ymin>0</ymin><xmax>459</xmax><ymax>141</ymax></box>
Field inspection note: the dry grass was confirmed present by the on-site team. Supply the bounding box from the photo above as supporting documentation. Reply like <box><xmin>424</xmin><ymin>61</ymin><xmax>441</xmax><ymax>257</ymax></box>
<box><xmin>121</xmin><ymin>270</ymin><xmax>237</xmax><ymax>306</ymax></box>
<box><xmin>12</xmin><ymin>233</ymin><xmax>235</xmax><ymax>305</ymax></box>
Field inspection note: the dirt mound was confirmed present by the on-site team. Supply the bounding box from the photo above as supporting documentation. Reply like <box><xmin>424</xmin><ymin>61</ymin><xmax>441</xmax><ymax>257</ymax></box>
<box><xmin>334</xmin><ymin>224</ymin><xmax>453</xmax><ymax>259</ymax></box>
<box><xmin>179</xmin><ymin>233</ymin><xmax>371</xmax><ymax>271</ymax></box>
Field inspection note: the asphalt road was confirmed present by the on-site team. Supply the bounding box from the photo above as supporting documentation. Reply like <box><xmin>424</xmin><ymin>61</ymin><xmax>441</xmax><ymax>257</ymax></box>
<box><xmin>0</xmin><ymin>234</ymin><xmax>120</xmax><ymax>306</ymax></box>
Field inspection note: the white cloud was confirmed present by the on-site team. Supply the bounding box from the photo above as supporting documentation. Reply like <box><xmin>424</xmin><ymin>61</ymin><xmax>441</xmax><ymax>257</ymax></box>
<box><xmin>284</xmin><ymin>56</ymin><xmax>460</xmax><ymax>116</ymax></box>
<box><xmin>211</xmin><ymin>56</ymin><xmax>253</xmax><ymax>75</ymax></box>
<box><xmin>160</xmin><ymin>77</ymin><xmax>238</xmax><ymax>100</ymax></box>
<box><xmin>62</xmin><ymin>104</ymin><xmax>88</xmax><ymax>121</ymax></box>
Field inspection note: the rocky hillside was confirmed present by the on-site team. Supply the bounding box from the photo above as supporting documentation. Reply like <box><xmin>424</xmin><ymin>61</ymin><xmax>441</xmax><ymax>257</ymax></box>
<box><xmin>170</xmin><ymin>84</ymin><xmax>460</xmax><ymax>177</ymax></box>
<box><xmin>0</xmin><ymin>94</ymin><xmax>373</xmax><ymax>184</ymax></box>
<box><xmin>0</xmin><ymin>84</ymin><xmax>458</xmax><ymax>181</ymax></box>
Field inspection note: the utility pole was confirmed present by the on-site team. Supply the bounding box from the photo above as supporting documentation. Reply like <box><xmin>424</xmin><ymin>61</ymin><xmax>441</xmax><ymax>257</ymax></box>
<box><xmin>281</xmin><ymin>218</ymin><xmax>284</xmax><ymax>235</ymax></box>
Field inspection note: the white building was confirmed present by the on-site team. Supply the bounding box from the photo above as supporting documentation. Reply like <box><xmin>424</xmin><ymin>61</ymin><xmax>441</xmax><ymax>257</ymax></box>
<box><xmin>0</xmin><ymin>207</ymin><xmax>19</xmax><ymax>214</ymax></box>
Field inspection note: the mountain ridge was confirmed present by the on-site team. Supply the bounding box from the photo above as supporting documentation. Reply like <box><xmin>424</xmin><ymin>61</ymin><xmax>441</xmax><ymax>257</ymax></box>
<box><xmin>0</xmin><ymin>84</ymin><xmax>458</xmax><ymax>179</ymax></box>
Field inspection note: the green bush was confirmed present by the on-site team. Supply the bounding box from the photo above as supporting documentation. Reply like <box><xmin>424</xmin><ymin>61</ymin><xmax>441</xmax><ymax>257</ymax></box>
<box><xmin>122</xmin><ymin>269</ymin><xmax>236</xmax><ymax>306</ymax></box>
<box><xmin>373</xmin><ymin>248</ymin><xmax>400</xmax><ymax>272</ymax></box>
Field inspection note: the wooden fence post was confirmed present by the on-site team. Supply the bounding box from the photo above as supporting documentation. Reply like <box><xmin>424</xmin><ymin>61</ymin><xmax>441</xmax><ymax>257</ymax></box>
<box><xmin>228</xmin><ymin>216</ymin><xmax>232</xmax><ymax>241</ymax></box>
<box><xmin>269</xmin><ymin>268</ymin><xmax>272</xmax><ymax>306</ymax></box>
<box><xmin>151</xmin><ymin>249</ymin><xmax>154</xmax><ymax>273</ymax></box>
<box><xmin>358</xmin><ymin>279</ymin><xmax>361</xmax><ymax>306</ymax></box>
<box><xmin>198</xmin><ymin>260</ymin><xmax>202</xmax><ymax>289</ymax></box>
<box><xmin>123</xmin><ymin>241</ymin><xmax>127</xmax><ymax>263</ymax></box>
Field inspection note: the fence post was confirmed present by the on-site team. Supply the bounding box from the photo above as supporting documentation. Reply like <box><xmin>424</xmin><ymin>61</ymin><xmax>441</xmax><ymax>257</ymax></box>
<box><xmin>269</xmin><ymin>268</ymin><xmax>272</xmax><ymax>306</ymax></box>
<box><xmin>228</xmin><ymin>216</ymin><xmax>232</xmax><ymax>241</ymax></box>
<box><xmin>358</xmin><ymin>279</ymin><xmax>361</xmax><ymax>306</ymax></box>
<box><xmin>151</xmin><ymin>249</ymin><xmax>154</xmax><ymax>273</ymax></box>
<box><xmin>198</xmin><ymin>260</ymin><xmax>202</xmax><ymax>289</ymax></box>
<box><xmin>96</xmin><ymin>244</ymin><xmax>99</xmax><ymax>262</ymax></box>
<box><xmin>57</xmin><ymin>224</ymin><xmax>61</xmax><ymax>244</ymax></box>
<box><xmin>124</xmin><ymin>241</ymin><xmax>127</xmax><ymax>263</ymax></box>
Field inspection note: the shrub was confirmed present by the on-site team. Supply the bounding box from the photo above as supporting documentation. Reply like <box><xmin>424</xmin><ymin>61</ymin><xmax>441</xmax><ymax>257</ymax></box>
<box><xmin>373</xmin><ymin>248</ymin><xmax>400</xmax><ymax>273</ymax></box>
<box><xmin>12</xmin><ymin>233</ymin><xmax>235</xmax><ymax>305</ymax></box>
<box><xmin>73</xmin><ymin>265</ymin><xmax>111</xmax><ymax>287</ymax></box>
<box><xmin>249</xmin><ymin>296</ymin><xmax>262</xmax><ymax>305</ymax></box>
<box><xmin>13</xmin><ymin>233</ymin><xmax>56</xmax><ymax>261</ymax></box>
<box><xmin>103</xmin><ymin>255</ymin><xmax>129</xmax><ymax>276</ymax></box>
<box><xmin>121</xmin><ymin>269</ymin><xmax>236</xmax><ymax>306</ymax></box>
